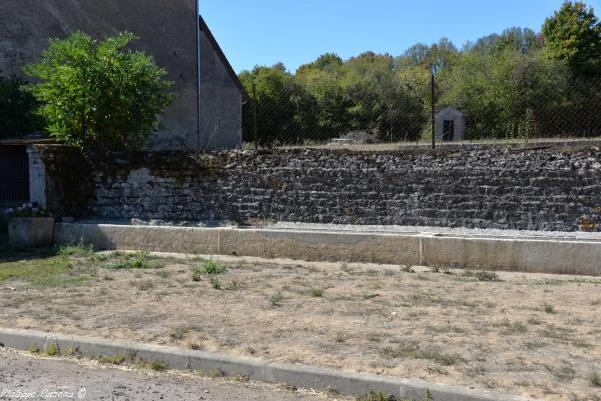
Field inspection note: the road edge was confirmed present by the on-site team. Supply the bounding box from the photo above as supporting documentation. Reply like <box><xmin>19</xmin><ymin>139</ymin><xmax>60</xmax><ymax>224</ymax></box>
<box><xmin>0</xmin><ymin>328</ymin><xmax>534</xmax><ymax>401</ymax></box>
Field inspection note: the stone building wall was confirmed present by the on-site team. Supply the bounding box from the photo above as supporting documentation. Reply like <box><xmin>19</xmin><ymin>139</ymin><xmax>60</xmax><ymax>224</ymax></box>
<box><xmin>37</xmin><ymin>146</ymin><xmax>601</xmax><ymax>231</ymax></box>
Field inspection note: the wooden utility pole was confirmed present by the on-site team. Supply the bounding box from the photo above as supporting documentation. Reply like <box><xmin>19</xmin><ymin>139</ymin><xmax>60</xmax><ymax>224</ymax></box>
<box><xmin>431</xmin><ymin>65</ymin><xmax>436</xmax><ymax>150</ymax></box>
<box><xmin>252</xmin><ymin>82</ymin><xmax>258</xmax><ymax>151</ymax></box>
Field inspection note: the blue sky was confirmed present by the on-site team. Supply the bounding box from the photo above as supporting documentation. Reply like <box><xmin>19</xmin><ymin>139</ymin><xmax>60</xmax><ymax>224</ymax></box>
<box><xmin>200</xmin><ymin>0</ymin><xmax>601</xmax><ymax>73</ymax></box>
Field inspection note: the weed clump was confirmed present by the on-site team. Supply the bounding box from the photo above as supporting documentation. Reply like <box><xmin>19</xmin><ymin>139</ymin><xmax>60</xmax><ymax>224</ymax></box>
<box><xmin>191</xmin><ymin>266</ymin><xmax>202</xmax><ymax>282</ymax></box>
<box><xmin>462</xmin><ymin>269</ymin><xmax>499</xmax><ymax>282</ymax></box>
<box><xmin>356</xmin><ymin>392</ymin><xmax>396</xmax><ymax>401</ymax></box>
<box><xmin>201</xmin><ymin>260</ymin><xmax>227</xmax><ymax>275</ymax></box>
<box><xmin>106</xmin><ymin>252</ymin><xmax>157</xmax><ymax>270</ymax></box>
<box><xmin>151</xmin><ymin>361</ymin><xmax>168</xmax><ymax>371</ymax></box>
<box><xmin>97</xmin><ymin>353</ymin><xmax>127</xmax><ymax>365</ymax></box>
<box><xmin>400</xmin><ymin>265</ymin><xmax>415</xmax><ymax>273</ymax></box>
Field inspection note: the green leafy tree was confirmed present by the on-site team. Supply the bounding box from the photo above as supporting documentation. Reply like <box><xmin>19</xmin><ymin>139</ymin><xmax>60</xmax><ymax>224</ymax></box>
<box><xmin>465</xmin><ymin>27</ymin><xmax>541</xmax><ymax>54</ymax></box>
<box><xmin>0</xmin><ymin>75</ymin><xmax>45</xmax><ymax>138</ymax></box>
<box><xmin>296</xmin><ymin>52</ymin><xmax>426</xmax><ymax>141</ymax></box>
<box><xmin>542</xmin><ymin>1</ymin><xmax>601</xmax><ymax>76</ymax></box>
<box><xmin>24</xmin><ymin>32</ymin><xmax>174</xmax><ymax>150</ymax></box>
<box><xmin>440</xmin><ymin>47</ymin><xmax>571</xmax><ymax>139</ymax></box>
<box><xmin>240</xmin><ymin>63</ymin><xmax>307</xmax><ymax>145</ymax></box>
<box><xmin>296</xmin><ymin>54</ymin><xmax>350</xmax><ymax>139</ymax></box>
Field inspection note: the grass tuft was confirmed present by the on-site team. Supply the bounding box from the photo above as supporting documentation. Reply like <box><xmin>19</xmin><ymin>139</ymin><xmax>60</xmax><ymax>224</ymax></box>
<box><xmin>106</xmin><ymin>252</ymin><xmax>157</xmax><ymax>270</ymax></box>
<box><xmin>45</xmin><ymin>343</ymin><xmax>59</xmax><ymax>356</ymax></box>
<box><xmin>400</xmin><ymin>265</ymin><xmax>415</xmax><ymax>273</ymax></box>
<box><xmin>191</xmin><ymin>265</ymin><xmax>202</xmax><ymax>282</ymax></box>
<box><xmin>151</xmin><ymin>360</ymin><xmax>168</xmax><ymax>371</ymax></box>
<box><xmin>210</xmin><ymin>277</ymin><xmax>222</xmax><ymax>290</ymax></box>
<box><xmin>379</xmin><ymin>341</ymin><xmax>463</xmax><ymax>366</ymax></box>
<box><xmin>97</xmin><ymin>353</ymin><xmax>127</xmax><ymax>365</ymax></box>
<box><xmin>462</xmin><ymin>269</ymin><xmax>499</xmax><ymax>282</ymax></box>
<box><xmin>57</xmin><ymin>242</ymin><xmax>94</xmax><ymax>259</ymax></box>
<box><xmin>590</xmin><ymin>371</ymin><xmax>601</xmax><ymax>387</ymax></box>
<box><xmin>356</xmin><ymin>391</ymin><xmax>396</xmax><ymax>401</ymax></box>
<box><xmin>269</xmin><ymin>292</ymin><xmax>284</xmax><ymax>307</ymax></box>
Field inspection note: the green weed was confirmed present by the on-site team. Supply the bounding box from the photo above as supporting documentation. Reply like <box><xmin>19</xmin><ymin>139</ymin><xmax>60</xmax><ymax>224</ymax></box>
<box><xmin>57</xmin><ymin>242</ymin><xmax>94</xmax><ymax>258</ymax></box>
<box><xmin>46</xmin><ymin>343</ymin><xmax>59</xmax><ymax>356</ymax></box>
<box><xmin>202</xmin><ymin>260</ymin><xmax>227</xmax><ymax>275</ymax></box>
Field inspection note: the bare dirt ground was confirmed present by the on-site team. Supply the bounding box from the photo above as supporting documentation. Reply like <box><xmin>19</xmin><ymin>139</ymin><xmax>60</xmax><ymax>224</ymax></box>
<box><xmin>1</xmin><ymin>247</ymin><xmax>600</xmax><ymax>401</ymax></box>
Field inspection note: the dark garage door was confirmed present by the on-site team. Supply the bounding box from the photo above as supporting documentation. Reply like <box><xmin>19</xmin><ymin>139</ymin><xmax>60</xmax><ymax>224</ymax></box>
<box><xmin>0</xmin><ymin>146</ymin><xmax>29</xmax><ymax>206</ymax></box>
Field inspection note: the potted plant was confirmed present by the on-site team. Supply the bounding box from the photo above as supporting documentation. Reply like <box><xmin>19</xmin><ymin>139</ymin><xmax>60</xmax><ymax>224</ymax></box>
<box><xmin>6</xmin><ymin>203</ymin><xmax>54</xmax><ymax>247</ymax></box>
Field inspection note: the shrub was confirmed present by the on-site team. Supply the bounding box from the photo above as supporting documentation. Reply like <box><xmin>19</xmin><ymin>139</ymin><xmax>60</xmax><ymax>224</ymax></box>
<box><xmin>24</xmin><ymin>32</ymin><xmax>174</xmax><ymax>150</ymax></box>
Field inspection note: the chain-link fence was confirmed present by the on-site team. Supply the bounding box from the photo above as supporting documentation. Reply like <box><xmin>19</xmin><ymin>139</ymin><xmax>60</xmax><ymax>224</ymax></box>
<box><xmin>241</xmin><ymin>57</ymin><xmax>601</xmax><ymax>149</ymax></box>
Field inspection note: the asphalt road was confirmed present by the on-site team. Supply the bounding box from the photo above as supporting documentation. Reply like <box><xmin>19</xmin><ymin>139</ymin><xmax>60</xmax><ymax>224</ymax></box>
<box><xmin>0</xmin><ymin>348</ymin><xmax>338</xmax><ymax>401</ymax></box>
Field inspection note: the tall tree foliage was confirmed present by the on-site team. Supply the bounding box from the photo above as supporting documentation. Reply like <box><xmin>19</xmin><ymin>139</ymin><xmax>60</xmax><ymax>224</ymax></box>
<box><xmin>241</xmin><ymin>1</ymin><xmax>601</xmax><ymax>144</ymax></box>
<box><xmin>0</xmin><ymin>76</ymin><xmax>45</xmax><ymax>138</ymax></box>
<box><xmin>239</xmin><ymin>63</ymin><xmax>306</xmax><ymax>144</ymax></box>
<box><xmin>542</xmin><ymin>1</ymin><xmax>601</xmax><ymax>76</ymax></box>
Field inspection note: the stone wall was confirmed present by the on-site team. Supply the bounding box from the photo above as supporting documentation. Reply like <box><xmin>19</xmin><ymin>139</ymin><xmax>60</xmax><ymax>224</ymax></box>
<box><xmin>37</xmin><ymin>145</ymin><xmax>601</xmax><ymax>231</ymax></box>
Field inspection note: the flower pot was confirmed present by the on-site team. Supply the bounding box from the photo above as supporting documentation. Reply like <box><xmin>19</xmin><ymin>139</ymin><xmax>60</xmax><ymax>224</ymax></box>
<box><xmin>8</xmin><ymin>217</ymin><xmax>55</xmax><ymax>247</ymax></box>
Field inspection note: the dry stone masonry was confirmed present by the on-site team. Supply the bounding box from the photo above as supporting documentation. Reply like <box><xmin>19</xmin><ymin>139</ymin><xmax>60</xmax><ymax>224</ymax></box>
<box><xmin>38</xmin><ymin>146</ymin><xmax>601</xmax><ymax>231</ymax></box>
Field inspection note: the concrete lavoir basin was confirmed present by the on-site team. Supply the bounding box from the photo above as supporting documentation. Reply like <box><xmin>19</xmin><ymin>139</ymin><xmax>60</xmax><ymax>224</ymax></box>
<box><xmin>53</xmin><ymin>222</ymin><xmax>601</xmax><ymax>276</ymax></box>
<box><xmin>9</xmin><ymin>217</ymin><xmax>55</xmax><ymax>247</ymax></box>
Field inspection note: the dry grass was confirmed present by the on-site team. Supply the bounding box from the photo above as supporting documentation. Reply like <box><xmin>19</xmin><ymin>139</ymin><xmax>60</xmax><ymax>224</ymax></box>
<box><xmin>1</xmin><ymin>250</ymin><xmax>600</xmax><ymax>401</ymax></box>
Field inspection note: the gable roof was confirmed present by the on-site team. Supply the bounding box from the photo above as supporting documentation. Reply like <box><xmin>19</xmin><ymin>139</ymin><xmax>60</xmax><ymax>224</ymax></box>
<box><xmin>199</xmin><ymin>15</ymin><xmax>249</xmax><ymax>100</ymax></box>
<box><xmin>435</xmin><ymin>107</ymin><xmax>465</xmax><ymax>117</ymax></box>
